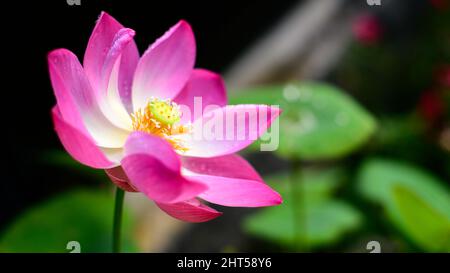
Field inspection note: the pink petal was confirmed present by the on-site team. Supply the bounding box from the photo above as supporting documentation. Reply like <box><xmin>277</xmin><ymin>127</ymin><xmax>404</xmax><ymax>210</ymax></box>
<box><xmin>84</xmin><ymin>19</ymin><xmax>136</xmax><ymax>129</ymax></box>
<box><xmin>84</xmin><ymin>11</ymin><xmax>139</xmax><ymax>112</ymax></box>
<box><xmin>105</xmin><ymin>166</ymin><xmax>138</xmax><ymax>192</ymax></box>
<box><xmin>95</xmin><ymin>28</ymin><xmax>136</xmax><ymax>129</ymax></box>
<box><xmin>132</xmin><ymin>20</ymin><xmax>196</xmax><ymax>111</ymax></box>
<box><xmin>52</xmin><ymin>106</ymin><xmax>114</xmax><ymax>169</ymax></box>
<box><xmin>182</xmin><ymin>154</ymin><xmax>263</xmax><ymax>182</ymax></box>
<box><xmin>186</xmin><ymin>173</ymin><xmax>282</xmax><ymax>207</ymax></box>
<box><xmin>174</xmin><ymin>69</ymin><xmax>227</xmax><ymax>124</ymax></box>
<box><xmin>180</xmin><ymin>105</ymin><xmax>281</xmax><ymax>157</ymax></box>
<box><xmin>156</xmin><ymin>198</ymin><xmax>222</xmax><ymax>223</ymax></box>
<box><xmin>121</xmin><ymin>132</ymin><xmax>207</xmax><ymax>203</ymax></box>
<box><xmin>48</xmin><ymin>49</ymin><xmax>129</xmax><ymax>148</ymax></box>
<box><xmin>181</xmin><ymin>153</ymin><xmax>281</xmax><ymax>207</ymax></box>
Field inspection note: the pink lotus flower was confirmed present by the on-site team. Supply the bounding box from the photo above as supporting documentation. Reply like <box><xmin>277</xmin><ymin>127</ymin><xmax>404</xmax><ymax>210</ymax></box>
<box><xmin>48</xmin><ymin>12</ymin><xmax>282</xmax><ymax>222</ymax></box>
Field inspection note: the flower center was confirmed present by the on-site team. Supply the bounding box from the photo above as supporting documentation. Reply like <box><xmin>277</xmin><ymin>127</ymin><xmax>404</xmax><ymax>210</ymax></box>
<box><xmin>131</xmin><ymin>98</ymin><xmax>189</xmax><ymax>152</ymax></box>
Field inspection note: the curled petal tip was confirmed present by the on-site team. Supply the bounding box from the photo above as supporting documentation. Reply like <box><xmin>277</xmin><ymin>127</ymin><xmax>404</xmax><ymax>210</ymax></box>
<box><xmin>261</xmin><ymin>190</ymin><xmax>284</xmax><ymax>207</ymax></box>
<box><xmin>177</xmin><ymin>19</ymin><xmax>191</xmax><ymax>28</ymax></box>
<box><xmin>127</xmin><ymin>28</ymin><xmax>136</xmax><ymax>37</ymax></box>
<box><xmin>47</xmin><ymin>48</ymin><xmax>74</xmax><ymax>60</ymax></box>
<box><xmin>274</xmin><ymin>194</ymin><xmax>283</xmax><ymax>205</ymax></box>
<box><xmin>116</xmin><ymin>27</ymin><xmax>136</xmax><ymax>38</ymax></box>
<box><xmin>98</xmin><ymin>11</ymin><xmax>113</xmax><ymax>21</ymax></box>
<box><xmin>172</xmin><ymin>20</ymin><xmax>194</xmax><ymax>39</ymax></box>
<box><xmin>267</xmin><ymin>187</ymin><xmax>283</xmax><ymax>205</ymax></box>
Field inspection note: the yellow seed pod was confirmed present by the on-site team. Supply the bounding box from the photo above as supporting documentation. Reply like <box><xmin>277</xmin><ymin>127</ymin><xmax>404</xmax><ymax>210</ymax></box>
<box><xmin>148</xmin><ymin>99</ymin><xmax>181</xmax><ymax>125</ymax></box>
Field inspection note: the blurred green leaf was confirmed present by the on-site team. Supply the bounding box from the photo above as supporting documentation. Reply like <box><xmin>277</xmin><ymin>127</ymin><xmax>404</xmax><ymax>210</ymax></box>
<box><xmin>267</xmin><ymin>167</ymin><xmax>344</xmax><ymax>204</ymax></box>
<box><xmin>244</xmin><ymin>199</ymin><xmax>362</xmax><ymax>250</ymax></box>
<box><xmin>244</xmin><ymin>170</ymin><xmax>360</xmax><ymax>250</ymax></box>
<box><xmin>230</xmin><ymin>82</ymin><xmax>376</xmax><ymax>160</ymax></box>
<box><xmin>0</xmin><ymin>189</ymin><xmax>137</xmax><ymax>253</ymax></box>
<box><xmin>393</xmin><ymin>186</ymin><xmax>450</xmax><ymax>252</ymax></box>
<box><xmin>357</xmin><ymin>158</ymin><xmax>450</xmax><ymax>252</ymax></box>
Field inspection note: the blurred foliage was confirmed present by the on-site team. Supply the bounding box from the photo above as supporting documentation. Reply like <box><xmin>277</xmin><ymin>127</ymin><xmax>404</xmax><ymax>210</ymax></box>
<box><xmin>234</xmin><ymin>82</ymin><xmax>376</xmax><ymax>250</ymax></box>
<box><xmin>357</xmin><ymin>158</ymin><xmax>450</xmax><ymax>252</ymax></box>
<box><xmin>239</xmin><ymin>3</ymin><xmax>450</xmax><ymax>253</ymax></box>
<box><xmin>244</xmin><ymin>170</ymin><xmax>362</xmax><ymax>250</ymax></box>
<box><xmin>393</xmin><ymin>186</ymin><xmax>450</xmax><ymax>252</ymax></box>
<box><xmin>0</xmin><ymin>189</ymin><xmax>137</xmax><ymax>253</ymax></box>
<box><xmin>233</xmin><ymin>81</ymin><xmax>376</xmax><ymax>251</ymax></box>
<box><xmin>230</xmin><ymin>82</ymin><xmax>376</xmax><ymax>160</ymax></box>
<box><xmin>41</xmin><ymin>150</ymin><xmax>108</xmax><ymax>181</ymax></box>
<box><xmin>335</xmin><ymin>7</ymin><xmax>450</xmax><ymax>115</ymax></box>
<box><xmin>235</xmin><ymin>75</ymin><xmax>449</xmax><ymax>252</ymax></box>
<box><xmin>267</xmin><ymin>168</ymin><xmax>345</xmax><ymax>203</ymax></box>
<box><xmin>372</xmin><ymin>116</ymin><xmax>427</xmax><ymax>159</ymax></box>
<box><xmin>244</xmin><ymin>199</ymin><xmax>362</xmax><ymax>250</ymax></box>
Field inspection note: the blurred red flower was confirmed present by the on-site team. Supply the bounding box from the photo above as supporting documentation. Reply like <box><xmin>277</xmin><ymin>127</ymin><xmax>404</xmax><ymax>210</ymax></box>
<box><xmin>352</xmin><ymin>14</ymin><xmax>383</xmax><ymax>45</ymax></box>
<box><xmin>429</xmin><ymin>0</ymin><xmax>449</xmax><ymax>10</ymax></box>
<box><xmin>435</xmin><ymin>65</ymin><xmax>450</xmax><ymax>88</ymax></box>
<box><xmin>418</xmin><ymin>90</ymin><xmax>444</xmax><ymax>124</ymax></box>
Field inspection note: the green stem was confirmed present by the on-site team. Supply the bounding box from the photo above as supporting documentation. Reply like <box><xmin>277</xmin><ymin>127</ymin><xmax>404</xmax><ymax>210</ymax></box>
<box><xmin>112</xmin><ymin>187</ymin><xmax>125</xmax><ymax>253</ymax></box>
<box><xmin>290</xmin><ymin>160</ymin><xmax>308</xmax><ymax>252</ymax></box>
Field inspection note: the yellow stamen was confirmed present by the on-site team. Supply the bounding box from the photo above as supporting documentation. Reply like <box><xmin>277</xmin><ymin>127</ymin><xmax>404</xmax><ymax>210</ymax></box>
<box><xmin>131</xmin><ymin>98</ymin><xmax>189</xmax><ymax>152</ymax></box>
